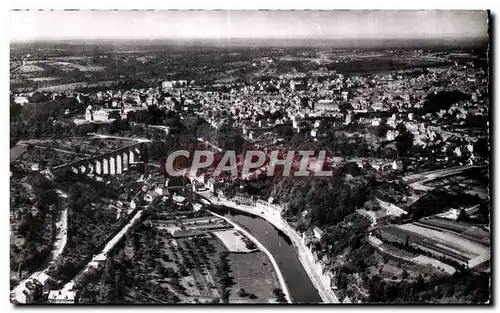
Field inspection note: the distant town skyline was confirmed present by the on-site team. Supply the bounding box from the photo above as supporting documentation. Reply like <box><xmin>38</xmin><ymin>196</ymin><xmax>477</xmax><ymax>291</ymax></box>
<box><xmin>10</xmin><ymin>10</ymin><xmax>488</xmax><ymax>41</ymax></box>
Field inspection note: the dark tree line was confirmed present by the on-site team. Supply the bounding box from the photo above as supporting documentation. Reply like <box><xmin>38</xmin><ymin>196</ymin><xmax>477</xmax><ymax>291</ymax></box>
<box><xmin>419</xmin><ymin>90</ymin><xmax>471</xmax><ymax>115</ymax></box>
<box><xmin>367</xmin><ymin>270</ymin><xmax>490</xmax><ymax>303</ymax></box>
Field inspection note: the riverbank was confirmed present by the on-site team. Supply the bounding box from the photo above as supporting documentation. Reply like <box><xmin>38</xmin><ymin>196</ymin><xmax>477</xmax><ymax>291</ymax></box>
<box><xmin>208</xmin><ymin>210</ymin><xmax>293</xmax><ymax>303</ymax></box>
<box><xmin>198</xmin><ymin>191</ymin><xmax>338</xmax><ymax>303</ymax></box>
<box><xmin>221</xmin><ymin>201</ymin><xmax>338</xmax><ymax>303</ymax></box>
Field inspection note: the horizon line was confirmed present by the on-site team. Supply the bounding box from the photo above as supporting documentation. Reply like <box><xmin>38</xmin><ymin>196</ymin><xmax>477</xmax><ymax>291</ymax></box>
<box><xmin>10</xmin><ymin>34</ymin><xmax>489</xmax><ymax>43</ymax></box>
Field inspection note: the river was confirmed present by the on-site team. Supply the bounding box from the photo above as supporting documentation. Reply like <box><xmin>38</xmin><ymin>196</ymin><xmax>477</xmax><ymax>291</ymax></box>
<box><xmin>212</xmin><ymin>206</ymin><xmax>323</xmax><ymax>303</ymax></box>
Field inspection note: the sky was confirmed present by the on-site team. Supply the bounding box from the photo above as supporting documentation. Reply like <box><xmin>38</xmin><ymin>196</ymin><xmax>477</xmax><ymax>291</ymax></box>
<box><xmin>9</xmin><ymin>10</ymin><xmax>489</xmax><ymax>41</ymax></box>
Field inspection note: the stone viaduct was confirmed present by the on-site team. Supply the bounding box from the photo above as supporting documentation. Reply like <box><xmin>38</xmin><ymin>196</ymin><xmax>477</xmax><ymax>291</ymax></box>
<box><xmin>51</xmin><ymin>142</ymin><xmax>147</xmax><ymax>176</ymax></box>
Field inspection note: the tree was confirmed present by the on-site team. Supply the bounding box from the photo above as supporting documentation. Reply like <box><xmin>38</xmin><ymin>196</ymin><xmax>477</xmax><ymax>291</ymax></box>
<box><xmin>97</xmin><ymin>283</ymin><xmax>113</xmax><ymax>303</ymax></box>
<box><xmin>339</xmin><ymin>102</ymin><xmax>353</xmax><ymax>113</ymax></box>
<box><xmin>222</xmin><ymin>289</ymin><xmax>231</xmax><ymax>303</ymax></box>
<box><xmin>101</xmin><ymin>258</ymin><xmax>114</xmax><ymax>285</ymax></box>
<box><xmin>395</xmin><ymin>130</ymin><xmax>414</xmax><ymax>157</ymax></box>
<box><xmin>237</xmin><ymin>288</ymin><xmax>248</xmax><ymax>297</ymax></box>
<box><xmin>28</xmin><ymin>92</ymin><xmax>50</xmax><ymax>103</ymax></box>
<box><xmin>31</xmin><ymin>283</ymin><xmax>44</xmax><ymax>303</ymax></box>
<box><xmin>473</xmin><ymin>137</ymin><xmax>489</xmax><ymax>159</ymax></box>
<box><xmin>374</xmin><ymin>123</ymin><xmax>390</xmax><ymax>138</ymax></box>
<box><xmin>114</xmin><ymin>272</ymin><xmax>123</xmax><ymax>300</ymax></box>
<box><xmin>419</xmin><ymin>90</ymin><xmax>471</xmax><ymax>115</ymax></box>
<box><xmin>155</xmin><ymin>263</ymin><xmax>163</xmax><ymax>275</ymax></box>
<box><xmin>457</xmin><ymin>209</ymin><xmax>469</xmax><ymax>222</ymax></box>
<box><xmin>108</xmin><ymin>119</ymin><xmax>130</xmax><ymax>135</ymax></box>
<box><xmin>402</xmin><ymin>270</ymin><xmax>409</xmax><ymax>280</ymax></box>
<box><xmin>273</xmin><ymin>288</ymin><xmax>287</xmax><ymax>303</ymax></box>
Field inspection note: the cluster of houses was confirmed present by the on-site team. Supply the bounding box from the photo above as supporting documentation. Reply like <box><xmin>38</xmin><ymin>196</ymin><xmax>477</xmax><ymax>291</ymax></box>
<box><xmin>356</xmin><ymin>198</ymin><xmax>409</xmax><ymax>227</ymax></box>
<box><xmin>301</xmin><ymin>227</ymin><xmax>354</xmax><ymax>304</ymax></box>
<box><xmin>12</xmin><ymin>58</ymin><xmax>487</xmax><ymax>173</ymax></box>
<box><xmin>10</xmin><ymin>271</ymin><xmax>76</xmax><ymax>304</ymax></box>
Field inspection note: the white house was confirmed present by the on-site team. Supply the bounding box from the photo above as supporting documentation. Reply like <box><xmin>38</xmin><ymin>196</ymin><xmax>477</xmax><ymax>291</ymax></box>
<box><xmin>48</xmin><ymin>290</ymin><xmax>76</xmax><ymax>304</ymax></box>
<box><xmin>193</xmin><ymin>203</ymin><xmax>203</xmax><ymax>212</ymax></box>
<box><xmin>392</xmin><ymin>160</ymin><xmax>404</xmax><ymax>171</ymax></box>
<box><xmin>173</xmin><ymin>195</ymin><xmax>187</xmax><ymax>206</ymax></box>
<box><xmin>10</xmin><ymin>272</ymin><xmax>51</xmax><ymax>304</ymax></box>
<box><xmin>313</xmin><ymin>227</ymin><xmax>324</xmax><ymax>240</ymax></box>
<box><xmin>14</xmin><ymin>96</ymin><xmax>29</xmax><ymax>105</ymax></box>
<box><xmin>162</xmin><ymin>81</ymin><xmax>174</xmax><ymax>91</ymax></box>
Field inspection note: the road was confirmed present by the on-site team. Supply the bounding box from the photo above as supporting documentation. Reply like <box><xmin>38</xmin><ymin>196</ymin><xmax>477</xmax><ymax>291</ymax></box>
<box><xmin>402</xmin><ymin>165</ymin><xmax>485</xmax><ymax>183</ymax></box>
<box><xmin>133</xmin><ymin>123</ymin><xmax>170</xmax><ymax>136</ymax></box>
<box><xmin>11</xmin><ymin>63</ymin><xmax>25</xmax><ymax>73</ymax></box>
<box><xmin>403</xmin><ymin>165</ymin><xmax>487</xmax><ymax>191</ymax></box>
<box><xmin>101</xmin><ymin>210</ymin><xmax>144</xmax><ymax>256</ymax></box>
<box><xmin>197</xmin><ymin>191</ymin><xmax>338</xmax><ymax>303</ymax></box>
<box><xmin>50</xmin><ymin>190</ymin><xmax>69</xmax><ymax>263</ymax></box>
<box><xmin>87</xmin><ymin>133</ymin><xmax>152</xmax><ymax>143</ymax></box>
<box><xmin>197</xmin><ymin>138</ymin><xmax>223</xmax><ymax>152</ymax></box>
<box><xmin>17</xmin><ymin>138</ymin><xmax>88</xmax><ymax>146</ymax></box>
<box><xmin>60</xmin><ymin>208</ymin><xmax>145</xmax><ymax>293</ymax></box>
<box><xmin>10</xmin><ymin>189</ymin><xmax>69</xmax><ymax>303</ymax></box>
<box><xmin>208</xmin><ymin>210</ymin><xmax>292</xmax><ymax>303</ymax></box>
<box><xmin>17</xmin><ymin>142</ymin><xmax>92</xmax><ymax>157</ymax></box>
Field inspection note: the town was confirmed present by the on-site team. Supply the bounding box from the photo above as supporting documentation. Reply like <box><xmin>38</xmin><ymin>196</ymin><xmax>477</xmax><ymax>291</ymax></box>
<box><xmin>10</xmin><ymin>10</ymin><xmax>490</xmax><ymax>305</ymax></box>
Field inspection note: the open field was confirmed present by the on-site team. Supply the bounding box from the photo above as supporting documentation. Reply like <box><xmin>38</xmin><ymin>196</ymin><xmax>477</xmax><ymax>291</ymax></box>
<box><xmin>36</xmin><ymin>80</ymin><xmax>115</xmax><ymax>92</ymax></box>
<box><xmin>413</xmin><ymin>255</ymin><xmax>456</xmax><ymax>275</ymax></box>
<box><xmin>228</xmin><ymin>252</ymin><xmax>280</xmax><ymax>303</ymax></box>
<box><xmin>15</xmin><ymin>146</ymin><xmax>82</xmax><ymax>168</ymax></box>
<box><xmin>379</xmin><ymin>243</ymin><xmax>418</xmax><ymax>259</ymax></box>
<box><xmin>154</xmin><ymin>216</ymin><xmax>232</xmax><ymax>238</ymax></box>
<box><xmin>399</xmin><ymin>223</ymin><xmax>487</xmax><ymax>257</ymax></box>
<box><xmin>124</xmin><ymin>232</ymin><xmax>225</xmax><ymax>303</ymax></box>
<box><xmin>18</xmin><ymin>65</ymin><xmax>45</xmax><ymax>73</ymax></box>
<box><xmin>213</xmin><ymin>230</ymin><xmax>258</xmax><ymax>253</ymax></box>
<box><xmin>21</xmin><ymin>60</ymin><xmax>105</xmax><ymax>72</ymax></box>
<box><xmin>113</xmin><ymin>213</ymin><xmax>283</xmax><ymax>303</ymax></box>
<box><xmin>18</xmin><ymin>137</ymin><xmax>137</xmax><ymax>157</ymax></box>
<box><xmin>416</xmin><ymin>218</ymin><xmax>490</xmax><ymax>246</ymax></box>
<box><xmin>381</xmin><ymin>222</ymin><xmax>489</xmax><ymax>268</ymax></box>
<box><xmin>368</xmin><ymin>235</ymin><xmax>456</xmax><ymax>276</ymax></box>
<box><xmin>50</xmin><ymin>61</ymin><xmax>105</xmax><ymax>72</ymax></box>
<box><xmin>152</xmin><ymin>220</ymin><xmax>181</xmax><ymax>233</ymax></box>
<box><xmin>30</xmin><ymin>77</ymin><xmax>60</xmax><ymax>82</ymax></box>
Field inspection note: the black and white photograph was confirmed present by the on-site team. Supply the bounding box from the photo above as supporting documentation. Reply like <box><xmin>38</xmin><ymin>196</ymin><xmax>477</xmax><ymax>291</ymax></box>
<box><xmin>9</xmin><ymin>9</ymin><xmax>491</xmax><ymax>305</ymax></box>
